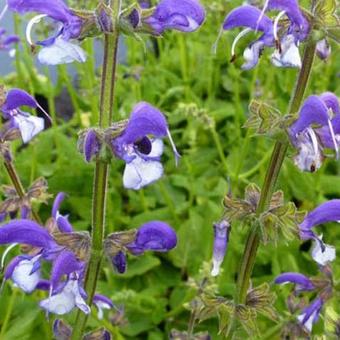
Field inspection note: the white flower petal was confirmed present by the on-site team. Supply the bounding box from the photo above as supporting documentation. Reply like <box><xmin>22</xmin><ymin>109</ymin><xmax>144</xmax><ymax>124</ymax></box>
<box><xmin>123</xmin><ymin>157</ymin><xmax>163</xmax><ymax>190</ymax></box>
<box><xmin>39</xmin><ymin>290</ymin><xmax>75</xmax><ymax>315</ymax></box>
<box><xmin>211</xmin><ymin>259</ymin><xmax>223</xmax><ymax>277</ymax></box>
<box><xmin>311</xmin><ymin>240</ymin><xmax>336</xmax><ymax>266</ymax></box>
<box><xmin>242</xmin><ymin>41</ymin><xmax>263</xmax><ymax>70</ymax></box>
<box><xmin>12</xmin><ymin>256</ymin><xmax>40</xmax><ymax>293</ymax></box>
<box><xmin>38</xmin><ymin>37</ymin><xmax>86</xmax><ymax>65</ymax></box>
<box><xmin>94</xmin><ymin>301</ymin><xmax>112</xmax><ymax>320</ymax></box>
<box><xmin>297</xmin><ymin>310</ymin><xmax>318</xmax><ymax>333</ymax></box>
<box><xmin>149</xmin><ymin>139</ymin><xmax>164</xmax><ymax>157</ymax></box>
<box><xmin>271</xmin><ymin>35</ymin><xmax>301</xmax><ymax>68</ymax></box>
<box><xmin>14</xmin><ymin>115</ymin><xmax>44</xmax><ymax>144</ymax></box>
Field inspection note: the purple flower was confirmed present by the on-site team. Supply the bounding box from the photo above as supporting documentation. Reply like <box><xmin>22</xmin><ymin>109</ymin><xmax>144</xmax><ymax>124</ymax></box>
<box><xmin>211</xmin><ymin>220</ymin><xmax>230</xmax><ymax>277</ymax></box>
<box><xmin>221</xmin><ymin>0</ymin><xmax>309</xmax><ymax>69</ymax></box>
<box><xmin>144</xmin><ymin>0</ymin><xmax>205</xmax><ymax>35</ymax></box>
<box><xmin>275</xmin><ymin>273</ymin><xmax>324</xmax><ymax>332</ymax></box>
<box><xmin>0</xmin><ymin>28</ymin><xmax>19</xmax><ymax>56</ymax></box>
<box><xmin>297</xmin><ymin>297</ymin><xmax>323</xmax><ymax>332</ymax></box>
<box><xmin>289</xmin><ymin>93</ymin><xmax>340</xmax><ymax>172</ymax></box>
<box><xmin>221</xmin><ymin>5</ymin><xmax>274</xmax><ymax>70</ymax></box>
<box><xmin>299</xmin><ymin>200</ymin><xmax>339</xmax><ymax>265</ymax></box>
<box><xmin>127</xmin><ymin>221</ymin><xmax>177</xmax><ymax>255</ymax></box>
<box><xmin>0</xmin><ymin>88</ymin><xmax>47</xmax><ymax>143</ymax></box>
<box><xmin>112</xmin><ymin>251</ymin><xmax>127</xmax><ymax>274</ymax></box>
<box><xmin>8</xmin><ymin>0</ymin><xmax>86</xmax><ymax>64</ymax></box>
<box><xmin>112</xmin><ymin>102</ymin><xmax>180</xmax><ymax>190</ymax></box>
<box><xmin>93</xmin><ymin>294</ymin><xmax>114</xmax><ymax>320</ymax></box>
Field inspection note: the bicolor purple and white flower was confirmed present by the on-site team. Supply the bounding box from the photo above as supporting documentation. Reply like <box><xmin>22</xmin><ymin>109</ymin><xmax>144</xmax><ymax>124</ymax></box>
<box><xmin>7</xmin><ymin>0</ymin><xmax>86</xmax><ymax>64</ymax></box>
<box><xmin>289</xmin><ymin>92</ymin><xmax>340</xmax><ymax>172</ymax></box>
<box><xmin>299</xmin><ymin>199</ymin><xmax>339</xmax><ymax>265</ymax></box>
<box><xmin>112</xmin><ymin>102</ymin><xmax>180</xmax><ymax>190</ymax></box>
<box><xmin>211</xmin><ymin>220</ymin><xmax>230</xmax><ymax>277</ymax></box>
<box><xmin>0</xmin><ymin>88</ymin><xmax>50</xmax><ymax>143</ymax></box>
<box><xmin>93</xmin><ymin>294</ymin><xmax>114</xmax><ymax>320</ymax></box>
<box><xmin>275</xmin><ymin>273</ymin><xmax>324</xmax><ymax>332</ymax></box>
<box><xmin>0</xmin><ymin>28</ymin><xmax>19</xmax><ymax>57</ymax></box>
<box><xmin>144</xmin><ymin>0</ymin><xmax>205</xmax><ymax>35</ymax></box>
<box><xmin>220</xmin><ymin>0</ymin><xmax>309</xmax><ymax>69</ymax></box>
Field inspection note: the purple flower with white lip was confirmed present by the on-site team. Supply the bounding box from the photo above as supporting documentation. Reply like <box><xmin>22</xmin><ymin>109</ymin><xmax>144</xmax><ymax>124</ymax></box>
<box><xmin>289</xmin><ymin>93</ymin><xmax>340</xmax><ymax>172</ymax></box>
<box><xmin>0</xmin><ymin>88</ymin><xmax>49</xmax><ymax>143</ymax></box>
<box><xmin>211</xmin><ymin>220</ymin><xmax>230</xmax><ymax>277</ymax></box>
<box><xmin>0</xmin><ymin>28</ymin><xmax>19</xmax><ymax>56</ymax></box>
<box><xmin>112</xmin><ymin>102</ymin><xmax>180</xmax><ymax>190</ymax></box>
<box><xmin>8</xmin><ymin>0</ymin><xmax>86</xmax><ymax>65</ymax></box>
<box><xmin>144</xmin><ymin>0</ymin><xmax>205</xmax><ymax>35</ymax></box>
<box><xmin>299</xmin><ymin>200</ymin><xmax>340</xmax><ymax>265</ymax></box>
<box><xmin>127</xmin><ymin>221</ymin><xmax>177</xmax><ymax>255</ymax></box>
<box><xmin>220</xmin><ymin>0</ymin><xmax>309</xmax><ymax>69</ymax></box>
<box><xmin>221</xmin><ymin>5</ymin><xmax>275</xmax><ymax>70</ymax></box>
<box><xmin>93</xmin><ymin>294</ymin><xmax>114</xmax><ymax>320</ymax></box>
<box><xmin>275</xmin><ymin>273</ymin><xmax>325</xmax><ymax>332</ymax></box>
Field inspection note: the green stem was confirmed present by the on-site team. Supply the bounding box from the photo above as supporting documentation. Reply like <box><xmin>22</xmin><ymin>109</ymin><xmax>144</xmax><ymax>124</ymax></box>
<box><xmin>71</xmin><ymin>1</ymin><xmax>121</xmax><ymax>338</ymax></box>
<box><xmin>235</xmin><ymin>39</ymin><xmax>317</xmax><ymax>306</ymax></box>
<box><xmin>0</xmin><ymin>289</ymin><xmax>17</xmax><ymax>338</ymax></box>
<box><xmin>3</xmin><ymin>160</ymin><xmax>41</xmax><ymax>224</ymax></box>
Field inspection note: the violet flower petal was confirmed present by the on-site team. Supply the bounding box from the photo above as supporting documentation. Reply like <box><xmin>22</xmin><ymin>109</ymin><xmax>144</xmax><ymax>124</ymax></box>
<box><xmin>127</xmin><ymin>221</ymin><xmax>177</xmax><ymax>255</ymax></box>
<box><xmin>290</xmin><ymin>95</ymin><xmax>330</xmax><ymax>136</ymax></box>
<box><xmin>52</xmin><ymin>192</ymin><xmax>66</xmax><ymax>219</ymax></box>
<box><xmin>320</xmin><ymin>92</ymin><xmax>340</xmax><ymax>115</ymax></box>
<box><xmin>2</xmin><ymin>88</ymin><xmax>37</xmax><ymax>111</ymax></box>
<box><xmin>297</xmin><ymin>297</ymin><xmax>323</xmax><ymax>332</ymax></box>
<box><xmin>117</xmin><ymin>102</ymin><xmax>168</xmax><ymax>145</ymax></box>
<box><xmin>274</xmin><ymin>272</ymin><xmax>315</xmax><ymax>291</ymax></box>
<box><xmin>0</xmin><ymin>219</ymin><xmax>55</xmax><ymax>248</ymax></box>
<box><xmin>93</xmin><ymin>294</ymin><xmax>114</xmax><ymax>319</ymax></box>
<box><xmin>50</xmin><ymin>250</ymin><xmax>82</xmax><ymax>292</ymax></box>
<box><xmin>223</xmin><ymin>5</ymin><xmax>273</xmax><ymax>33</ymax></box>
<box><xmin>146</xmin><ymin>0</ymin><xmax>205</xmax><ymax>34</ymax></box>
<box><xmin>299</xmin><ymin>199</ymin><xmax>340</xmax><ymax>232</ymax></box>
<box><xmin>56</xmin><ymin>213</ymin><xmax>73</xmax><ymax>233</ymax></box>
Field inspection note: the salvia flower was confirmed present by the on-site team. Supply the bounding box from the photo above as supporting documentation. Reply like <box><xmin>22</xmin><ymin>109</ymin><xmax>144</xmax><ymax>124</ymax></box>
<box><xmin>220</xmin><ymin>0</ymin><xmax>309</xmax><ymax>69</ymax></box>
<box><xmin>211</xmin><ymin>219</ymin><xmax>230</xmax><ymax>277</ymax></box>
<box><xmin>144</xmin><ymin>0</ymin><xmax>205</xmax><ymax>35</ymax></box>
<box><xmin>0</xmin><ymin>88</ymin><xmax>49</xmax><ymax>143</ymax></box>
<box><xmin>105</xmin><ymin>221</ymin><xmax>177</xmax><ymax>274</ymax></box>
<box><xmin>0</xmin><ymin>28</ymin><xmax>19</xmax><ymax>56</ymax></box>
<box><xmin>299</xmin><ymin>199</ymin><xmax>339</xmax><ymax>265</ymax></box>
<box><xmin>8</xmin><ymin>0</ymin><xmax>86</xmax><ymax>65</ymax></box>
<box><xmin>275</xmin><ymin>271</ymin><xmax>331</xmax><ymax>332</ymax></box>
<box><xmin>289</xmin><ymin>92</ymin><xmax>340</xmax><ymax>172</ymax></box>
<box><xmin>316</xmin><ymin>39</ymin><xmax>331</xmax><ymax>61</ymax></box>
<box><xmin>112</xmin><ymin>102</ymin><xmax>180</xmax><ymax>190</ymax></box>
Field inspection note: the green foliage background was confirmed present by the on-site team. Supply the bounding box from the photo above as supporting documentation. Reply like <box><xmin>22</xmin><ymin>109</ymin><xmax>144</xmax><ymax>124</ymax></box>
<box><xmin>0</xmin><ymin>0</ymin><xmax>339</xmax><ymax>338</ymax></box>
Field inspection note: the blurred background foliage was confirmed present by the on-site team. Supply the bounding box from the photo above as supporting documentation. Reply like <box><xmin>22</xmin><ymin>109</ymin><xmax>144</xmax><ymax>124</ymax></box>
<box><xmin>0</xmin><ymin>0</ymin><xmax>339</xmax><ymax>338</ymax></box>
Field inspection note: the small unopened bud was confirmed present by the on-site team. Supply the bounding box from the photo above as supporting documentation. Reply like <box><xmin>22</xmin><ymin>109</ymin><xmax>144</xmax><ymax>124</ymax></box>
<box><xmin>211</xmin><ymin>220</ymin><xmax>230</xmax><ymax>277</ymax></box>
<box><xmin>83</xmin><ymin>328</ymin><xmax>111</xmax><ymax>340</ymax></box>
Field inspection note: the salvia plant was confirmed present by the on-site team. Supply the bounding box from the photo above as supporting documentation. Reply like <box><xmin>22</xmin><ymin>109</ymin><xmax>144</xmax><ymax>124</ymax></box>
<box><xmin>0</xmin><ymin>0</ymin><xmax>339</xmax><ymax>339</ymax></box>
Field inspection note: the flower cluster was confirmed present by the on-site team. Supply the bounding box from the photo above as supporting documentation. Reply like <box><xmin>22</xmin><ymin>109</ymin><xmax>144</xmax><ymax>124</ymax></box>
<box><xmin>219</xmin><ymin>0</ymin><xmax>328</xmax><ymax>70</ymax></box>
<box><xmin>5</xmin><ymin>0</ymin><xmax>205</xmax><ymax>65</ymax></box>
<box><xmin>0</xmin><ymin>192</ymin><xmax>177</xmax><ymax>317</ymax></box>
<box><xmin>274</xmin><ymin>198</ymin><xmax>339</xmax><ymax>332</ymax></box>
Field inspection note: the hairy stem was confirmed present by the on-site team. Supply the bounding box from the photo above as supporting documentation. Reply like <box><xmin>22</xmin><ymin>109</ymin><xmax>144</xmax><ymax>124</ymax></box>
<box><xmin>235</xmin><ymin>39</ymin><xmax>317</xmax><ymax>306</ymax></box>
<box><xmin>71</xmin><ymin>1</ymin><xmax>121</xmax><ymax>338</ymax></box>
<box><xmin>3</xmin><ymin>160</ymin><xmax>41</xmax><ymax>224</ymax></box>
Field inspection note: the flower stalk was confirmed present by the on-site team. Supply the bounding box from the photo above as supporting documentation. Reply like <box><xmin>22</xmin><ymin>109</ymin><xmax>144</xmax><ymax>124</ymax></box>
<box><xmin>235</xmin><ymin>38</ymin><xmax>317</xmax><ymax>306</ymax></box>
<box><xmin>3</xmin><ymin>159</ymin><xmax>41</xmax><ymax>223</ymax></box>
<box><xmin>71</xmin><ymin>1</ymin><xmax>121</xmax><ymax>338</ymax></box>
